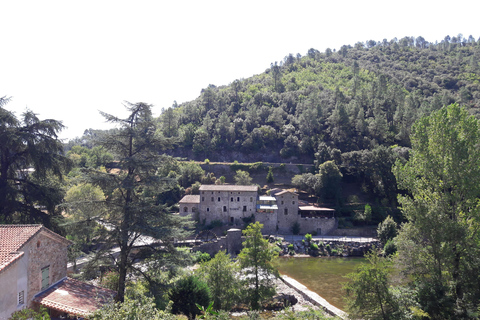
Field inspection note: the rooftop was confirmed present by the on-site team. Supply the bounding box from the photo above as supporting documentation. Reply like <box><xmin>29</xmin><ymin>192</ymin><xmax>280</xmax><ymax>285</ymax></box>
<box><xmin>0</xmin><ymin>224</ymin><xmax>43</xmax><ymax>273</ymax></box>
<box><xmin>199</xmin><ymin>185</ymin><xmax>258</xmax><ymax>192</ymax></box>
<box><xmin>179</xmin><ymin>195</ymin><xmax>200</xmax><ymax>204</ymax></box>
<box><xmin>34</xmin><ymin>278</ymin><xmax>116</xmax><ymax>317</ymax></box>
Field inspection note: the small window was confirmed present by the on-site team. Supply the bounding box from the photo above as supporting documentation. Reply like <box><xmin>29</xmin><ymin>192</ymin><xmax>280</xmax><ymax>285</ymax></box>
<box><xmin>230</xmin><ymin>217</ymin><xmax>234</xmax><ymax>223</ymax></box>
<box><xmin>183</xmin><ymin>207</ymin><xmax>188</xmax><ymax>213</ymax></box>
<box><xmin>250</xmin><ymin>197</ymin><xmax>253</xmax><ymax>202</ymax></box>
<box><xmin>202</xmin><ymin>197</ymin><xmax>205</xmax><ymax>201</ymax></box>
<box><xmin>292</xmin><ymin>201</ymin><xmax>295</xmax><ymax>205</ymax></box>
<box><xmin>281</xmin><ymin>201</ymin><xmax>284</xmax><ymax>205</ymax></box>
<box><xmin>243</xmin><ymin>206</ymin><xmax>247</xmax><ymax>212</ymax></box>
<box><xmin>202</xmin><ymin>191</ymin><xmax>205</xmax><ymax>194</ymax></box>
<box><xmin>37</xmin><ymin>241</ymin><xmax>41</xmax><ymax>248</ymax></box>
<box><xmin>211</xmin><ymin>197</ymin><xmax>214</xmax><ymax>201</ymax></box>
<box><xmin>237</xmin><ymin>197</ymin><xmax>240</xmax><ymax>201</ymax></box>
<box><xmin>284</xmin><ymin>208</ymin><xmax>288</xmax><ymax>215</ymax></box>
<box><xmin>18</xmin><ymin>290</ymin><xmax>24</xmax><ymax>305</ymax></box>
<box><xmin>231</xmin><ymin>197</ymin><xmax>234</xmax><ymax>202</ymax></box>
<box><xmin>211</xmin><ymin>192</ymin><xmax>213</xmax><ymax>194</ymax></box>
<box><xmin>223</xmin><ymin>206</ymin><xmax>227</xmax><ymax>212</ymax></box>
<box><xmin>41</xmin><ymin>266</ymin><xmax>50</xmax><ymax>290</ymax></box>
<box><xmin>207</xmin><ymin>207</ymin><xmax>210</xmax><ymax>212</ymax></box>
<box><xmin>218</xmin><ymin>197</ymin><xmax>221</xmax><ymax>201</ymax></box>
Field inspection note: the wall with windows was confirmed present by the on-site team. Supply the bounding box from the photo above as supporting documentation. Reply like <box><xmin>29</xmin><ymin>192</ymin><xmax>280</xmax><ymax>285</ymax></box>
<box><xmin>198</xmin><ymin>190</ymin><xmax>257</xmax><ymax>225</ymax></box>
<box><xmin>25</xmin><ymin>232</ymin><xmax>68</xmax><ymax>307</ymax></box>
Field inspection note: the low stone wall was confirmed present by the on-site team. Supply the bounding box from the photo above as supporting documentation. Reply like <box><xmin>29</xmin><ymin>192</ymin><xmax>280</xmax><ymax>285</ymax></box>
<box><xmin>192</xmin><ymin>229</ymin><xmax>243</xmax><ymax>256</ymax></box>
<box><xmin>281</xmin><ymin>275</ymin><xmax>347</xmax><ymax>319</ymax></box>
<box><xmin>330</xmin><ymin>227</ymin><xmax>377</xmax><ymax>237</ymax></box>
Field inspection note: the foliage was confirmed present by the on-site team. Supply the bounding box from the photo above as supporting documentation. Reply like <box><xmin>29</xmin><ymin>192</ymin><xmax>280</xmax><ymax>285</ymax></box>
<box><xmin>197</xmin><ymin>250</ymin><xmax>241</xmax><ymax>311</ymax></box>
<box><xmin>93</xmin><ymin>294</ymin><xmax>177</xmax><ymax>320</ymax></box>
<box><xmin>344</xmin><ymin>249</ymin><xmax>398</xmax><ymax>320</ymax></box>
<box><xmin>195</xmin><ymin>251</ymin><xmax>211</xmax><ymax>263</ymax></box>
<box><xmin>276</xmin><ymin>307</ymin><xmax>333</xmax><ymax>319</ymax></box>
<box><xmin>168</xmin><ymin>275</ymin><xmax>211</xmax><ymax>319</ymax></box>
<box><xmin>234</xmin><ymin>170</ymin><xmax>253</xmax><ymax>185</ymax></box>
<box><xmin>83</xmin><ymin>102</ymin><xmax>194</xmax><ymax>302</ymax></box>
<box><xmin>266</xmin><ymin>166</ymin><xmax>274</xmax><ymax>183</ymax></box>
<box><xmin>0</xmin><ymin>96</ymin><xmax>71</xmax><ymax>227</ymax></box>
<box><xmin>291</xmin><ymin>221</ymin><xmax>300</xmax><ymax>235</ymax></box>
<box><xmin>355</xmin><ymin>204</ymin><xmax>372</xmax><ymax>224</ymax></box>
<box><xmin>376</xmin><ymin>215</ymin><xmax>397</xmax><ymax>244</ymax></box>
<box><xmin>101</xmin><ymin>270</ymin><xmax>120</xmax><ymax>292</ymax></box>
<box><xmin>9</xmin><ymin>307</ymin><xmax>50</xmax><ymax>320</ymax></box>
<box><xmin>393</xmin><ymin>103</ymin><xmax>480</xmax><ymax>318</ymax></box>
<box><xmin>383</xmin><ymin>240</ymin><xmax>396</xmax><ymax>257</ymax></box>
<box><xmin>238</xmin><ymin>222</ymin><xmax>279</xmax><ymax>309</ymax></box>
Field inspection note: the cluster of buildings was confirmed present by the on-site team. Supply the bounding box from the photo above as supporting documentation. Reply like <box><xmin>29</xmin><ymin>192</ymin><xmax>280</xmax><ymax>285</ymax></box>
<box><xmin>179</xmin><ymin>185</ymin><xmax>337</xmax><ymax>235</ymax></box>
<box><xmin>0</xmin><ymin>224</ymin><xmax>115</xmax><ymax>319</ymax></box>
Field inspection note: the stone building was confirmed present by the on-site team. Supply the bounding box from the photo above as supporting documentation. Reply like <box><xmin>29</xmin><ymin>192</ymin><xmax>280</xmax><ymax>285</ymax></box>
<box><xmin>0</xmin><ymin>224</ymin><xmax>114</xmax><ymax>319</ymax></box>
<box><xmin>179</xmin><ymin>185</ymin><xmax>337</xmax><ymax>235</ymax></box>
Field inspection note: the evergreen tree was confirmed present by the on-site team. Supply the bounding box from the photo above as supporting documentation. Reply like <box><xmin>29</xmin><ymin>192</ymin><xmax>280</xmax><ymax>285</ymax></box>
<box><xmin>0</xmin><ymin>96</ymin><xmax>71</xmax><ymax>227</ymax></box>
<box><xmin>84</xmin><ymin>102</ymin><xmax>193</xmax><ymax>302</ymax></box>
<box><xmin>238</xmin><ymin>222</ymin><xmax>279</xmax><ymax>309</ymax></box>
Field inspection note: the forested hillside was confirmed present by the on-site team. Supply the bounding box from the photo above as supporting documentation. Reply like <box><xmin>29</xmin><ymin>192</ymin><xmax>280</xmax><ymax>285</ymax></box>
<box><xmin>160</xmin><ymin>35</ymin><xmax>479</xmax><ymax>164</ymax></box>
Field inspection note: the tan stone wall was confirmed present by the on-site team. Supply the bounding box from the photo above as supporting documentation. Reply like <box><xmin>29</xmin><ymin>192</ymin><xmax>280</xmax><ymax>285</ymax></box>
<box><xmin>199</xmin><ymin>190</ymin><xmax>257</xmax><ymax>225</ymax></box>
<box><xmin>25</xmin><ymin>231</ymin><xmax>68</xmax><ymax>306</ymax></box>
<box><xmin>298</xmin><ymin>217</ymin><xmax>337</xmax><ymax>235</ymax></box>
<box><xmin>255</xmin><ymin>212</ymin><xmax>278</xmax><ymax>234</ymax></box>
<box><xmin>276</xmin><ymin>192</ymin><xmax>300</xmax><ymax>234</ymax></box>
<box><xmin>179</xmin><ymin>203</ymin><xmax>199</xmax><ymax>219</ymax></box>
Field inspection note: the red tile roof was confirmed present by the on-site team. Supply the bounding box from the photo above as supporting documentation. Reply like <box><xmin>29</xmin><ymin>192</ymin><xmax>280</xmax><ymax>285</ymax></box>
<box><xmin>0</xmin><ymin>224</ymin><xmax>42</xmax><ymax>273</ymax></box>
<box><xmin>34</xmin><ymin>278</ymin><xmax>116</xmax><ymax>317</ymax></box>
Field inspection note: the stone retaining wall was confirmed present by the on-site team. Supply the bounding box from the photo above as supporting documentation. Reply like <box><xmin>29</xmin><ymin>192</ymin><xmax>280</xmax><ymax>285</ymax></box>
<box><xmin>281</xmin><ymin>275</ymin><xmax>347</xmax><ymax>319</ymax></box>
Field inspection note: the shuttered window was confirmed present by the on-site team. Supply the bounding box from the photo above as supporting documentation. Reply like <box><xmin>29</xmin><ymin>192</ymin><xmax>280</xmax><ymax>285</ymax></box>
<box><xmin>41</xmin><ymin>266</ymin><xmax>50</xmax><ymax>290</ymax></box>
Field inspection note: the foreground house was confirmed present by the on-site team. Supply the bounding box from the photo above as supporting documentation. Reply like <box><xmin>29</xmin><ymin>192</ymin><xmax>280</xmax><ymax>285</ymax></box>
<box><xmin>0</xmin><ymin>224</ymin><xmax>114</xmax><ymax>319</ymax></box>
<box><xmin>179</xmin><ymin>185</ymin><xmax>336</xmax><ymax>235</ymax></box>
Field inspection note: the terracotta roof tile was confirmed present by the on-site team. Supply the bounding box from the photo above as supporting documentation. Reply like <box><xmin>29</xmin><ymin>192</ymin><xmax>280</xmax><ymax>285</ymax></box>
<box><xmin>34</xmin><ymin>278</ymin><xmax>116</xmax><ymax>317</ymax></box>
<box><xmin>0</xmin><ymin>224</ymin><xmax>42</xmax><ymax>272</ymax></box>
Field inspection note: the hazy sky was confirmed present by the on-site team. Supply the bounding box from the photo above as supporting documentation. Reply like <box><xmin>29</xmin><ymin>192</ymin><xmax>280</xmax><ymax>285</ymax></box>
<box><xmin>1</xmin><ymin>1</ymin><xmax>478</xmax><ymax>140</ymax></box>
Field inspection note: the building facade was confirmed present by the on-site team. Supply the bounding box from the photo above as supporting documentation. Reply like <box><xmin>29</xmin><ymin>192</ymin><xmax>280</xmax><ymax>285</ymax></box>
<box><xmin>0</xmin><ymin>225</ymin><xmax>114</xmax><ymax>319</ymax></box>
<box><xmin>179</xmin><ymin>185</ymin><xmax>337</xmax><ymax>235</ymax></box>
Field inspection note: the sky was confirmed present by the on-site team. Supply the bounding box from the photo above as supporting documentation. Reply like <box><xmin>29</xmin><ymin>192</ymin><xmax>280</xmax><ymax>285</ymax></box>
<box><xmin>1</xmin><ymin>0</ymin><xmax>478</xmax><ymax>141</ymax></box>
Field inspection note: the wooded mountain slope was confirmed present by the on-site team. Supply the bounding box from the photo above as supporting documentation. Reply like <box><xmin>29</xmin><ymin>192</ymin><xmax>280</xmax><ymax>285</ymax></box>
<box><xmin>159</xmin><ymin>35</ymin><xmax>480</xmax><ymax>164</ymax></box>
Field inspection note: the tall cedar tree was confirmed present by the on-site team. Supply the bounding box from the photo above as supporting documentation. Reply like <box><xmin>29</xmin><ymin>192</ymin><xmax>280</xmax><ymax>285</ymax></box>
<box><xmin>85</xmin><ymin>102</ymin><xmax>193</xmax><ymax>302</ymax></box>
<box><xmin>0</xmin><ymin>96</ymin><xmax>70</xmax><ymax>228</ymax></box>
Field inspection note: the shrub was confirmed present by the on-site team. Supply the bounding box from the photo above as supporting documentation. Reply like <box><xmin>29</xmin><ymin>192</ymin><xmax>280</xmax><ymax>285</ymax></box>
<box><xmin>377</xmin><ymin>215</ymin><xmax>398</xmax><ymax>244</ymax></box>
<box><xmin>169</xmin><ymin>275</ymin><xmax>211</xmax><ymax>319</ymax></box>
<box><xmin>383</xmin><ymin>239</ymin><xmax>397</xmax><ymax>256</ymax></box>
<box><xmin>195</xmin><ymin>252</ymin><xmax>211</xmax><ymax>263</ymax></box>
<box><xmin>310</xmin><ymin>243</ymin><xmax>319</xmax><ymax>251</ymax></box>
<box><xmin>304</xmin><ymin>233</ymin><xmax>312</xmax><ymax>243</ymax></box>
<box><xmin>266</xmin><ymin>167</ymin><xmax>274</xmax><ymax>183</ymax></box>
<box><xmin>101</xmin><ymin>270</ymin><xmax>119</xmax><ymax>292</ymax></box>
<box><xmin>204</xmin><ymin>159</ymin><xmax>210</xmax><ymax>165</ymax></box>
<box><xmin>206</xmin><ymin>220</ymin><xmax>223</xmax><ymax>230</ymax></box>
<box><xmin>288</xmin><ymin>244</ymin><xmax>294</xmax><ymax>252</ymax></box>
<box><xmin>291</xmin><ymin>222</ymin><xmax>300</xmax><ymax>235</ymax></box>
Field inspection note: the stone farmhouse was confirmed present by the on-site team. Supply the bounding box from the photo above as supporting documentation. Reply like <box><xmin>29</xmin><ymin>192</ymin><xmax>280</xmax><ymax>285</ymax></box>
<box><xmin>0</xmin><ymin>224</ymin><xmax>115</xmax><ymax>319</ymax></box>
<box><xmin>179</xmin><ymin>185</ymin><xmax>337</xmax><ymax>235</ymax></box>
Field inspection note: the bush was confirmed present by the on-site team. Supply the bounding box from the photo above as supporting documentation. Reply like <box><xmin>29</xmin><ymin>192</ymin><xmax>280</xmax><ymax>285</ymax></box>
<box><xmin>291</xmin><ymin>222</ymin><xmax>300</xmax><ymax>235</ymax></box>
<box><xmin>377</xmin><ymin>215</ymin><xmax>398</xmax><ymax>244</ymax></box>
<box><xmin>169</xmin><ymin>275</ymin><xmax>211</xmax><ymax>319</ymax></box>
<box><xmin>383</xmin><ymin>239</ymin><xmax>397</xmax><ymax>256</ymax></box>
<box><xmin>101</xmin><ymin>270</ymin><xmax>119</xmax><ymax>292</ymax></box>
<box><xmin>266</xmin><ymin>167</ymin><xmax>274</xmax><ymax>183</ymax></box>
<box><xmin>288</xmin><ymin>243</ymin><xmax>295</xmax><ymax>254</ymax></box>
<box><xmin>195</xmin><ymin>251</ymin><xmax>211</xmax><ymax>263</ymax></box>
<box><xmin>204</xmin><ymin>159</ymin><xmax>210</xmax><ymax>164</ymax></box>
<box><xmin>310</xmin><ymin>243</ymin><xmax>318</xmax><ymax>251</ymax></box>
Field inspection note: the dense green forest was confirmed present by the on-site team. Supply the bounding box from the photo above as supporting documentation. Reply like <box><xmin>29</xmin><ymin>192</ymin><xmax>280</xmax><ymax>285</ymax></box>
<box><xmin>157</xmin><ymin>34</ymin><xmax>479</xmax><ymax>161</ymax></box>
